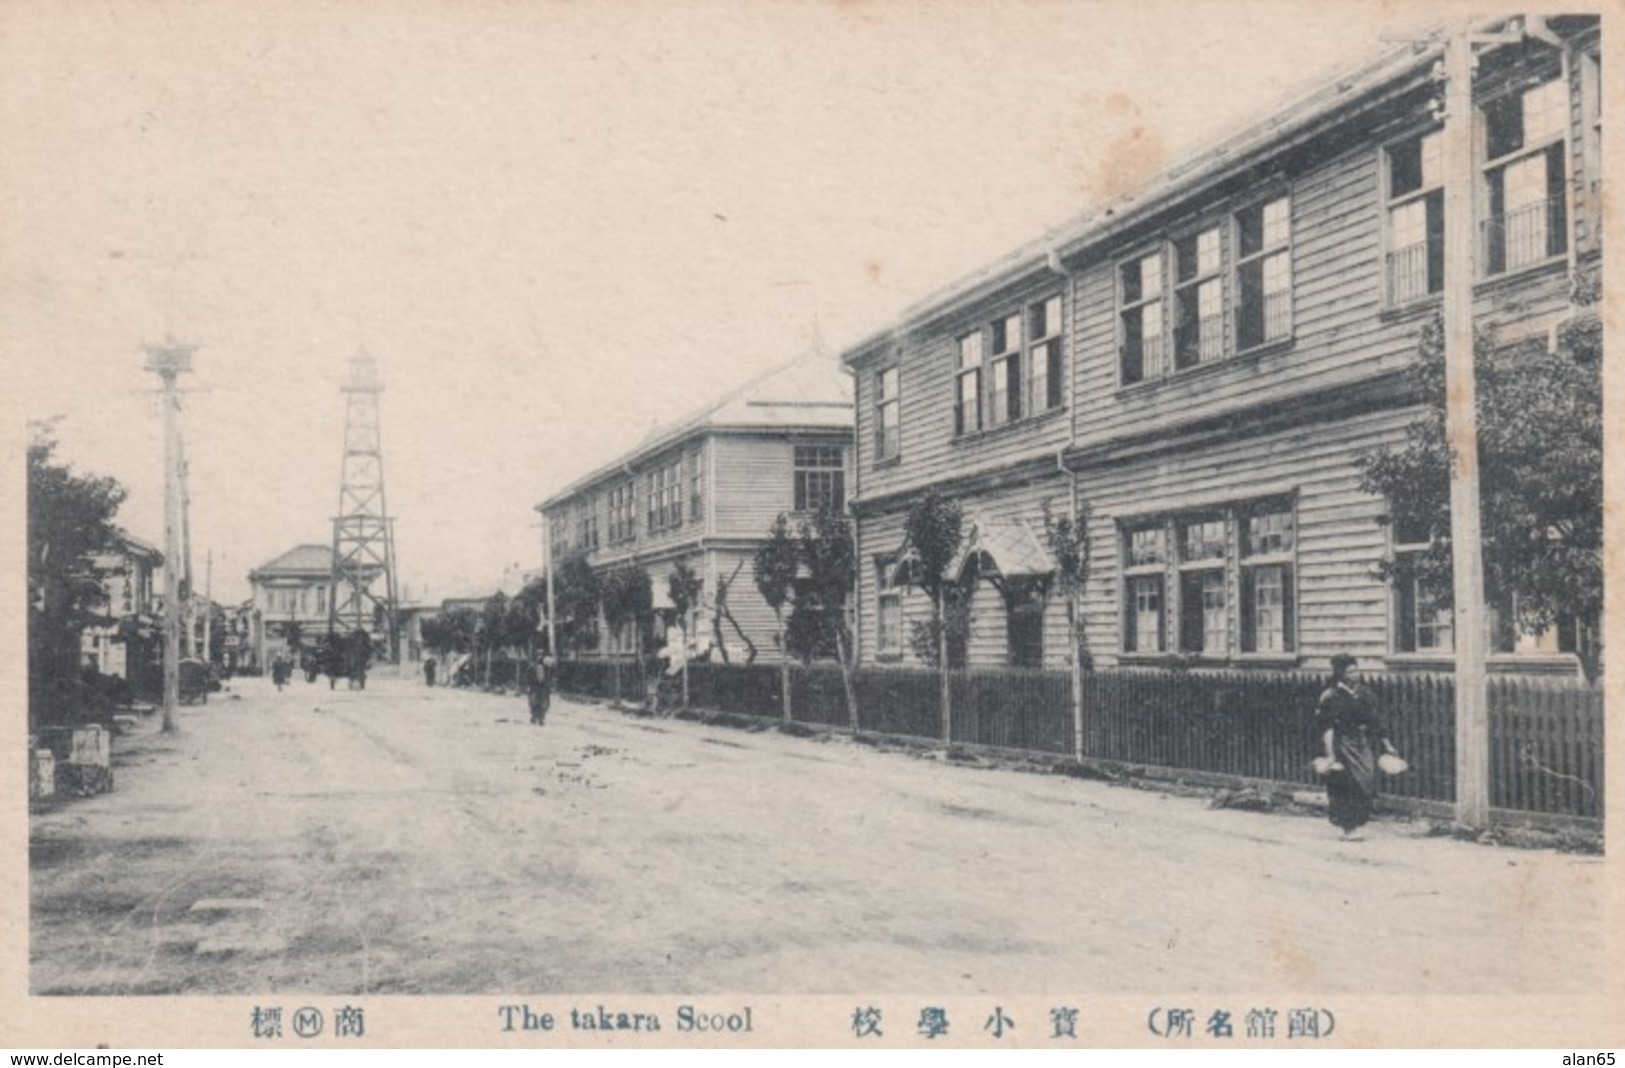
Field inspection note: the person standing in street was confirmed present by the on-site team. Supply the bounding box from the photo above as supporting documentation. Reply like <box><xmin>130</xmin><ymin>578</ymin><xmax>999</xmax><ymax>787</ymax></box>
<box><xmin>526</xmin><ymin>652</ymin><xmax>552</xmax><ymax>726</ymax></box>
<box><xmin>1314</xmin><ymin>653</ymin><xmax>1401</xmax><ymax>840</ymax></box>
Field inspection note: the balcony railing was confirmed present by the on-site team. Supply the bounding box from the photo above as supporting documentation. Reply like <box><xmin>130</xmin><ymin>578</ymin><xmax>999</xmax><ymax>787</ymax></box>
<box><xmin>1483</xmin><ymin>195</ymin><xmax>1568</xmax><ymax>276</ymax></box>
<box><xmin>1386</xmin><ymin>241</ymin><xmax>1432</xmax><ymax>304</ymax></box>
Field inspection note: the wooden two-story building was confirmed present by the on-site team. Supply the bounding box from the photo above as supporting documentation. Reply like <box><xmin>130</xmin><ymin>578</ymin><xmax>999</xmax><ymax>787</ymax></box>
<box><xmin>536</xmin><ymin>353</ymin><xmax>853</xmax><ymax>660</ymax></box>
<box><xmin>843</xmin><ymin>16</ymin><xmax>1601</xmax><ymax>677</ymax></box>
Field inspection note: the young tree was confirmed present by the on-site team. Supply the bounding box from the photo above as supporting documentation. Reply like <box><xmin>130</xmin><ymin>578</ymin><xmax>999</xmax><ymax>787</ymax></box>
<box><xmin>479</xmin><ymin>592</ymin><xmax>509</xmax><ymax>687</ymax></box>
<box><xmin>796</xmin><ymin>506</ymin><xmax>858</xmax><ymax>727</ymax></box>
<box><xmin>553</xmin><ymin>553</ymin><xmax>601</xmax><ymax>656</ymax></box>
<box><xmin>601</xmin><ymin>565</ymin><xmax>653</xmax><ymax>693</ymax></box>
<box><xmin>710</xmin><ymin>560</ymin><xmax>757</xmax><ymax>665</ymax></box>
<box><xmin>27</xmin><ymin>423</ymin><xmax>128</xmax><ymax>729</ymax></box>
<box><xmin>1356</xmin><ymin>281</ymin><xmax>1603</xmax><ymax>679</ymax></box>
<box><xmin>667</xmin><ymin>559</ymin><xmax>704</xmax><ymax>707</ymax></box>
<box><xmin>754</xmin><ymin>514</ymin><xmax>799</xmax><ymax>720</ymax></box>
<box><xmin>1042</xmin><ymin>497</ymin><xmax>1093</xmax><ymax>760</ymax></box>
<box><xmin>901</xmin><ymin>492</ymin><xmax>964</xmax><ymax>741</ymax></box>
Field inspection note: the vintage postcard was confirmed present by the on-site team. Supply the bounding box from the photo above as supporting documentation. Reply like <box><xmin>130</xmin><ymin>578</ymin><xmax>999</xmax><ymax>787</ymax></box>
<box><xmin>2</xmin><ymin>0</ymin><xmax>1619</xmax><ymax>1052</ymax></box>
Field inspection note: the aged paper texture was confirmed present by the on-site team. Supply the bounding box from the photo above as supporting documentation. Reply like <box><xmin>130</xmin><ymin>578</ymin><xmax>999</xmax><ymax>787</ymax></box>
<box><xmin>2</xmin><ymin>0</ymin><xmax>1620</xmax><ymax>1049</ymax></box>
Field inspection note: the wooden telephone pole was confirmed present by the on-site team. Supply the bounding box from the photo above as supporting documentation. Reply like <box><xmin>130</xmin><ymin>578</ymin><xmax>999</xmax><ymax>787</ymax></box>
<box><xmin>1440</xmin><ymin>17</ymin><xmax>1535</xmax><ymax>830</ymax></box>
<box><xmin>144</xmin><ymin>340</ymin><xmax>195</xmax><ymax>733</ymax></box>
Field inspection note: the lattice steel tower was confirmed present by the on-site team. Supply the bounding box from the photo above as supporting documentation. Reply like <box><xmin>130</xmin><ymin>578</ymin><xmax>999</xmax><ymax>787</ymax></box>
<box><xmin>328</xmin><ymin>350</ymin><xmax>400</xmax><ymax>660</ymax></box>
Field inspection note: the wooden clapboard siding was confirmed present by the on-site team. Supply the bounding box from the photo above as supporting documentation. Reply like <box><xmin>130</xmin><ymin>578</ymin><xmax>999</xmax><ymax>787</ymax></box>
<box><xmin>1075</xmin><ymin>405</ymin><xmax>1416</xmax><ymax>669</ymax></box>
<box><xmin>854</xmin><ymin>274</ymin><xmax>1071</xmax><ymax>503</ymax></box>
<box><xmin>853</xmin><ymin>475</ymin><xmax>1071</xmax><ymax>667</ymax></box>
<box><xmin>712</xmin><ymin>434</ymin><xmax>796</xmax><ymax>540</ymax></box>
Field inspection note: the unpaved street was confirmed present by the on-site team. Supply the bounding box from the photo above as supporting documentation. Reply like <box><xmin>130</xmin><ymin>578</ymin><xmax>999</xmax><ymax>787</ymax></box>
<box><xmin>30</xmin><ymin>674</ymin><xmax>1604</xmax><ymax>995</ymax></box>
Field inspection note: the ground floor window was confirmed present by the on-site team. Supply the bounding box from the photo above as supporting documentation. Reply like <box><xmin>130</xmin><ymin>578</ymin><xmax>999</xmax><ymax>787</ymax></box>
<box><xmin>875</xmin><ymin>557</ymin><xmax>902</xmax><ymax>656</ymax></box>
<box><xmin>1120</xmin><ymin>496</ymin><xmax>1296</xmax><ymax>658</ymax></box>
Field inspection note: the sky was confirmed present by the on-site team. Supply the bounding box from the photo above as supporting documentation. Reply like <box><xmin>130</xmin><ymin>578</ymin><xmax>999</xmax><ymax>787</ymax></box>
<box><xmin>3</xmin><ymin>0</ymin><xmax>1445</xmax><ymax>605</ymax></box>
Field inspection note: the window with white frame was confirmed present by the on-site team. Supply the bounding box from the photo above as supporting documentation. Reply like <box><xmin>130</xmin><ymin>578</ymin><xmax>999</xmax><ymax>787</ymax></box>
<box><xmin>608</xmin><ymin>481</ymin><xmax>636</xmax><ymax>544</ymax></box>
<box><xmin>1121</xmin><ymin>525</ymin><xmax>1167</xmax><ymax>654</ymax></box>
<box><xmin>1482</xmin><ymin>76</ymin><xmax>1569</xmax><ymax>275</ymax></box>
<box><xmin>1173</xmin><ymin>226</ymin><xmax>1225</xmax><ymax>369</ymax></box>
<box><xmin>1391</xmin><ymin>515</ymin><xmax>1453</xmax><ymax>654</ymax></box>
<box><xmin>794</xmin><ymin>445</ymin><xmax>845</xmax><ymax>514</ymax></box>
<box><xmin>1239</xmin><ymin>503</ymin><xmax>1296</xmax><ymax>654</ymax></box>
<box><xmin>1386</xmin><ymin>130</ymin><xmax>1445</xmax><ymax>304</ymax></box>
<box><xmin>689</xmin><ymin>445</ymin><xmax>705</xmax><ymax>522</ymax></box>
<box><xmin>1119</xmin><ymin>251</ymin><xmax>1166</xmax><ymax>385</ymax></box>
<box><xmin>987</xmin><ymin>311</ymin><xmax>1022</xmax><ymax>428</ymax></box>
<box><xmin>1235</xmin><ymin>195</ymin><xmax>1292</xmax><ymax>349</ymax></box>
<box><xmin>954</xmin><ymin>332</ymin><xmax>983</xmax><ymax>436</ymax></box>
<box><xmin>1177</xmin><ymin>517</ymin><xmax>1229</xmax><ymax>656</ymax></box>
<box><xmin>647</xmin><ymin>459</ymin><xmax>682</xmax><ymax>533</ymax></box>
<box><xmin>1027</xmin><ymin>294</ymin><xmax>1064</xmax><ymax>413</ymax></box>
<box><xmin>874</xmin><ymin>366</ymin><xmax>900</xmax><ymax>462</ymax></box>
<box><xmin>875</xmin><ymin>557</ymin><xmax>902</xmax><ymax>656</ymax></box>
<box><xmin>1120</xmin><ymin>497</ymin><xmax>1297</xmax><ymax>659</ymax></box>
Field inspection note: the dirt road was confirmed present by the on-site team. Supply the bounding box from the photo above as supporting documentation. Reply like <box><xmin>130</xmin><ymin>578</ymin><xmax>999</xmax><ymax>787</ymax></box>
<box><xmin>29</xmin><ymin>674</ymin><xmax>1604</xmax><ymax>995</ymax></box>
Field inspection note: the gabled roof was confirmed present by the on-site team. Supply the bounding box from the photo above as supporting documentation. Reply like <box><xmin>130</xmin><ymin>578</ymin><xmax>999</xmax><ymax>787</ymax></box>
<box><xmin>106</xmin><ymin>529</ymin><xmax>163</xmax><ymax>563</ymax></box>
<box><xmin>248</xmin><ymin>543</ymin><xmax>334</xmax><ymax>579</ymax></box>
<box><xmin>538</xmin><ymin>349</ymin><xmax>853</xmax><ymax>510</ymax></box>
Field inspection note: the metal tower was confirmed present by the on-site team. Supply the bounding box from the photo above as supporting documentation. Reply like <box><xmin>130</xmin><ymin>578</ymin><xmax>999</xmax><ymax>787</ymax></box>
<box><xmin>328</xmin><ymin>350</ymin><xmax>400</xmax><ymax>661</ymax></box>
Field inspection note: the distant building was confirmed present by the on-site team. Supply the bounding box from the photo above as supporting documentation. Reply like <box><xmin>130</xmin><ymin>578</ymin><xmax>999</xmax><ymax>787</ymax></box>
<box><xmin>246</xmin><ymin>544</ymin><xmax>336</xmax><ymax>664</ymax></box>
<box><xmin>536</xmin><ymin>353</ymin><xmax>853</xmax><ymax>661</ymax></box>
<box><xmin>79</xmin><ymin>531</ymin><xmax>163</xmax><ymax>691</ymax></box>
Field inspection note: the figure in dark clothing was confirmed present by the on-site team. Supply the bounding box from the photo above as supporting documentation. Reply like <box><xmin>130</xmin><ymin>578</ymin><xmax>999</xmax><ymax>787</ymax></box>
<box><xmin>1314</xmin><ymin>653</ymin><xmax>1399</xmax><ymax>839</ymax></box>
<box><xmin>423</xmin><ymin>656</ymin><xmax>436</xmax><ymax>687</ymax></box>
<box><xmin>526</xmin><ymin>655</ymin><xmax>552</xmax><ymax>726</ymax></box>
<box><xmin>270</xmin><ymin>654</ymin><xmax>291</xmax><ymax>691</ymax></box>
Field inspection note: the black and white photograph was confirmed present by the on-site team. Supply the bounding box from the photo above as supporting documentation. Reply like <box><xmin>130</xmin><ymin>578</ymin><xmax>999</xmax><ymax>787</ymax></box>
<box><xmin>3</xmin><ymin>0</ymin><xmax>1617</xmax><ymax>1051</ymax></box>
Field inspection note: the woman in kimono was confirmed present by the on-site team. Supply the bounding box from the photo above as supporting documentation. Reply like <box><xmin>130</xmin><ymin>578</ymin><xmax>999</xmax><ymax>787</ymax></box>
<box><xmin>1315</xmin><ymin>653</ymin><xmax>1400</xmax><ymax>839</ymax></box>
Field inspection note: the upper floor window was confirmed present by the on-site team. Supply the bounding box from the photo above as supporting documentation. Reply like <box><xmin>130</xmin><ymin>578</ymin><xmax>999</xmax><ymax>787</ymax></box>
<box><xmin>1482</xmin><ymin>77</ymin><xmax>1569</xmax><ymax>275</ymax></box>
<box><xmin>1174</xmin><ymin>226</ymin><xmax>1225</xmax><ymax>369</ymax></box>
<box><xmin>1119</xmin><ymin>195</ymin><xmax>1291</xmax><ymax>386</ymax></box>
<box><xmin>957</xmin><ymin>293</ymin><xmax>1066</xmax><ymax>431</ymax></box>
<box><xmin>1120</xmin><ymin>251</ymin><xmax>1165</xmax><ymax>384</ymax></box>
<box><xmin>688</xmin><ymin>445</ymin><xmax>705</xmax><ymax>522</ymax></box>
<box><xmin>1385</xmin><ymin>130</ymin><xmax>1445</xmax><ymax>304</ymax></box>
<box><xmin>1027</xmin><ymin>295</ymin><xmax>1064</xmax><ymax>414</ymax></box>
<box><xmin>575</xmin><ymin>498</ymin><xmax>600</xmax><ymax>551</ymax></box>
<box><xmin>954</xmin><ymin>332</ymin><xmax>983</xmax><ymax>436</ymax></box>
<box><xmin>874</xmin><ymin>366</ymin><xmax>900</xmax><ymax>462</ymax></box>
<box><xmin>987</xmin><ymin>312</ymin><xmax>1022</xmax><ymax>428</ymax></box>
<box><xmin>647</xmin><ymin>459</ymin><xmax>683</xmax><ymax>533</ymax></box>
<box><xmin>607</xmin><ymin>481</ymin><xmax>636</xmax><ymax>544</ymax></box>
<box><xmin>794</xmin><ymin>444</ymin><xmax>845</xmax><ymax>514</ymax></box>
<box><xmin>1235</xmin><ymin>196</ymin><xmax>1292</xmax><ymax>349</ymax></box>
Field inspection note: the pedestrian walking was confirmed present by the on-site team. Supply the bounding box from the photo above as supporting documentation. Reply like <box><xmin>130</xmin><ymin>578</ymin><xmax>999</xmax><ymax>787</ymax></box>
<box><xmin>526</xmin><ymin>653</ymin><xmax>552</xmax><ymax>726</ymax></box>
<box><xmin>1313</xmin><ymin>653</ymin><xmax>1403</xmax><ymax>840</ymax></box>
<box><xmin>423</xmin><ymin>655</ymin><xmax>437</xmax><ymax>687</ymax></box>
<box><xmin>270</xmin><ymin>653</ymin><xmax>291</xmax><ymax>692</ymax></box>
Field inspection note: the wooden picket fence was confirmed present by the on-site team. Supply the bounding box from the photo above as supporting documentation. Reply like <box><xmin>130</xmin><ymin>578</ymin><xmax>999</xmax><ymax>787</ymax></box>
<box><xmin>553</xmin><ymin>657</ymin><xmax>1603</xmax><ymax>822</ymax></box>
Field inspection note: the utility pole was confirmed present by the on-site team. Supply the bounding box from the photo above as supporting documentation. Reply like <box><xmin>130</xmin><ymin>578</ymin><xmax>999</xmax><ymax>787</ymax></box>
<box><xmin>543</xmin><ymin>514</ymin><xmax>558</xmax><ymax>662</ymax></box>
<box><xmin>1441</xmin><ymin>18</ymin><xmax>1526</xmax><ymax>830</ymax></box>
<box><xmin>202</xmin><ymin>549</ymin><xmax>213</xmax><ymax>667</ymax></box>
<box><xmin>145</xmin><ymin>340</ymin><xmax>194</xmax><ymax>732</ymax></box>
<box><xmin>180</xmin><ymin>434</ymin><xmax>196</xmax><ymax>659</ymax></box>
